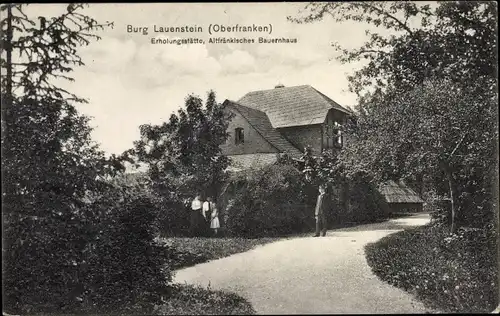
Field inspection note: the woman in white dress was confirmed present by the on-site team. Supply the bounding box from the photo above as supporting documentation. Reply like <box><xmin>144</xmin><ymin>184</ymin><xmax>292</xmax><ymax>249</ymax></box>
<box><xmin>208</xmin><ymin>198</ymin><xmax>220</xmax><ymax>236</ymax></box>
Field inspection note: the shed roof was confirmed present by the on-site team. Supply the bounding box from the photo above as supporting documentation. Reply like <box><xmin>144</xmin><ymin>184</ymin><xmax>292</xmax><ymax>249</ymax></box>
<box><xmin>379</xmin><ymin>180</ymin><xmax>424</xmax><ymax>204</ymax></box>
<box><xmin>224</xmin><ymin>100</ymin><xmax>303</xmax><ymax>157</ymax></box>
<box><xmin>237</xmin><ymin>85</ymin><xmax>351</xmax><ymax>129</ymax></box>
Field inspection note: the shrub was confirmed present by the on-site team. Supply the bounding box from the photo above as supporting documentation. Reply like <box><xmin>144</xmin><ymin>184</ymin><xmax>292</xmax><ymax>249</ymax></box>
<box><xmin>84</xmin><ymin>195</ymin><xmax>171</xmax><ymax>313</ymax></box>
<box><xmin>220</xmin><ymin>164</ymin><xmax>312</xmax><ymax>238</ymax></box>
<box><xmin>113</xmin><ymin>171</ymin><xmax>192</xmax><ymax>238</ymax></box>
<box><xmin>342</xmin><ymin>172</ymin><xmax>391</xmax><ymax>223</ymax></box>
<box><xmin>2</xmin><ymin>175</ymin><xmax>175</xmax><ymax>315</ymax></box>
<box><xmin>365</xmin><ymin>224</ymin><xmax>498</xmax><ymax>313</ymax></box>
<box><xmin>156</xmin><ymin>197</ymin><xmax>192</xmax><ymax>237</ymax></box>
<box><xmin>3</xmin><ymin>210</ymin><xmax>96</xmax><ymax>314</ymax></box>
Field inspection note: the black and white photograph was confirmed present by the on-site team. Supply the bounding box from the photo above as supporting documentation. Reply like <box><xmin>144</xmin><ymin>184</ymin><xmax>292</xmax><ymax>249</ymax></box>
<box><xmin>1</xmin><ymin>1</ymin><xmax>499</xmax><ymax>315</ymax></box>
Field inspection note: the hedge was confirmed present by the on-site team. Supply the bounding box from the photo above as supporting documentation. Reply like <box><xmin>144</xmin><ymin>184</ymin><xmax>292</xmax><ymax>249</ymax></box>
<box><xmin>220</xmin><ymin>164</ymin><xmax>313</xmax><ymax>238</ymax></box>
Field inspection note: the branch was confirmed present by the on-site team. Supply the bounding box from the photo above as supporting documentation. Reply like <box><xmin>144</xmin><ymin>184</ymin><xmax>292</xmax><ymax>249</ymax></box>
<box><xmin>364</xmin><ymin>3</ymin><xmax>414</xmax><ymax>35</ymax></box>
<box><xmin>449</xmin><ymin>132</ymin><xmax>468</xmax><ymax>158</ymax></box>
<box><xmin>356</xmin><ymin>49</ymin><xmax>389</xmax><ymax>56</ymax></box>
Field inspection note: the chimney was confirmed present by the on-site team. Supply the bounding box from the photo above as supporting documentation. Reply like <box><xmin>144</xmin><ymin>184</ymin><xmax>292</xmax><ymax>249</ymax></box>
<box><xmin>274</xmin><ymin>83</ymin><xmax>285</xmax><ymax>88</ymax></box>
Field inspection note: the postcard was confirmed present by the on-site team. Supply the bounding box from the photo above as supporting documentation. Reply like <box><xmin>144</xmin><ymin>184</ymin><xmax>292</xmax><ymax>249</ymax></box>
<box><xmin>2</xmin><ymin>2</ymin><xmax>498</xmax><ymax>315</ymax></box>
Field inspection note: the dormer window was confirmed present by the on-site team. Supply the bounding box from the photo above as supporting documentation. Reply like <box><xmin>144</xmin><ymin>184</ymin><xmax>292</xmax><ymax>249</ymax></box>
<box><xmin>235</xmin><ymin>127</ymin><xmax>244</xmax><ymax>145</ymax></box>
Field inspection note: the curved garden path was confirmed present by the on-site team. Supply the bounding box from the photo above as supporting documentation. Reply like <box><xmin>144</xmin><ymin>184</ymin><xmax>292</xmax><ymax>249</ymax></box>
<box><xmin>173</xmin><ymin>213</ymin><xmax>435</xmax><ymax>314</ymax></box>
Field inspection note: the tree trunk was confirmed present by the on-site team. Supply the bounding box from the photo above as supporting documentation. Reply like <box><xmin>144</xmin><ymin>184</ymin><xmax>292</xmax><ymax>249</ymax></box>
<box><xmin>4</xmin><ymin>4</ymin><xmax>13</xmax><ymax>109</ymax></box>
<box><xmin>416</xmin><ymin>173</ymin><xmax>424</xmax><ymax>197</ymax></box>
<box><xmin>2</xmin><ymin>4</ymin><xmax>14</xmax><ymax>197</ymax></box>
<box><xmin>445</xmin><ymin>170</ymin><xmax>457</xmax><ymax>234</ymax></box>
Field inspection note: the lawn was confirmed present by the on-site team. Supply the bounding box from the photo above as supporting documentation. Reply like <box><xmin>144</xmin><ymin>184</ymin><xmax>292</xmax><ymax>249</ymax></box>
<box><xmin>157</xmin><ymin>236</ymin><xmax>281</xmax><ymax>270</ymax></box>
<box><xmin>154</xmin><ymin>284</ymin><xmax>255</xmax><ymax>315</ymax></box>
<box><xmin>365</xmin><ymin>224</ymin><xmax>498</xmax><ymax>313</ymax></box>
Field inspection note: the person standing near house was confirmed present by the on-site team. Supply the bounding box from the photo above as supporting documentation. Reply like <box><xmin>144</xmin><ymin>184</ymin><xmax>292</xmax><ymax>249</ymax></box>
<box><xmin>190</xmin><ymin>194</ymin><xmax>203</xmax><ymax>237</ymax></box>
<box><xmin>209</xmin><ymin>198</ymin><xmax>220</xmax><ymax>236</ymax></box>
<box><xmin>313</xmin><ymin>184</ymin><xmax>328</xmax><ymax>237</ymax></box>
<box><xmin>202</xmin><ymin>197</ymin><xmax>213</xmax><ymax>236</ymax></box>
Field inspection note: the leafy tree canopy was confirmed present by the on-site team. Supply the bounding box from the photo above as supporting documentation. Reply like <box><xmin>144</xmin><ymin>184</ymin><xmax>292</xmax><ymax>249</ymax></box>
<box><xmin>289</xmin><ymin>1</ymin><xmax>497</xmax><ymax>106</ymax></box>
<box><xmin>130</xmin><ymin>91</ymin><xmax>233</xmax><ymax>201</ymax></box>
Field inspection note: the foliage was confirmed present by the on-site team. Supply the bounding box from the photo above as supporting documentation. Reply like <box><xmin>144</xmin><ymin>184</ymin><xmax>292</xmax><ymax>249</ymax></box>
<box><xmin>339</xmin><ymin>79</ymin><xmax>497</xmax><ymax>231</ymax></box>
<box><xmin>300</xmin><ymin>147</ymin><xmax>340</xmax><ymax>186</ymax></box>
<box><xmin>343</xmin><ymin>172</ymin><xmax>390</xmax><ymax>223</ymax></box>
<box><xmin>83</xmin><ymin>193</ymin><xmax>172</xmax><ymax>313</ymax></box>
<box><xmin>129</xmin><ymin>92</ymin><xmax>233</xmax><ymax>236</ymax></box>
<box><xmin>131</xmin><ymin>91</ymin><xmax>232</xmax><ymax>201</ymax></box>
<box><xmin>1</xmin><ymin>4</ymin><xmax>166</xmax><ymax>314</ymax></box>
<box><xmin>3</xmin><ymin>211</ymin><xmax>95</xmax><ymax>313</ymax></box>
<box><xmin>289</xmin><ymin>2</ymin><xmax>497</xmax><ymax>100</ymax></box>
<box><xmin>221</xmin><ymin>164</ymin><xmax>312</xmax><ymax>238</ymax></box>
<box><xmin>365</xmin><ymin>224</ymin><xmax>498</xmax><ymax>313</ymax></box>
<box><xmin>298</xmin><ymin>147</ymin><xmax>389</xmax><ymax>225</ymax></box>
<box><xmin>289</xmin><ymin>1</ymin><xmax>499</xmax><ymax>232</ymax></box>
<box><xmin>154</xmin><ymin>284</ymin><xmax>255</xmax><ymax>315</ymax></box>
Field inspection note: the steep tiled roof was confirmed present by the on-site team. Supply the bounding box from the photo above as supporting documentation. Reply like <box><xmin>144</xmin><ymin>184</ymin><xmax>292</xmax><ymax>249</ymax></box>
<box><xmin>379</xmin><ymin>180</ymin><xmax>424</xmax><ymax>204</ymax></box>
<box><xmin>237</xmin><ymin>85</ymin><xmax>351</xmax><ymax>128</ymax></box>
<box><xmin>224</xmin><ymin>100</ymin><xmax>303</xmax><ymax>157</ymax></box>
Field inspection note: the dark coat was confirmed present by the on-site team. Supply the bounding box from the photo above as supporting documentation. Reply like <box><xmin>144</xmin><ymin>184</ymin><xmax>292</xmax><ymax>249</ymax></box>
<box><xmin>315</xmin><ymin>193</ymin><xmax>326</xmax><ymax>216</ymax></box>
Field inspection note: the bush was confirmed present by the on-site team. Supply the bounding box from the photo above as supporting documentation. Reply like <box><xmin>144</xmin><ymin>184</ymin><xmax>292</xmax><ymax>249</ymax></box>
<box><xmin>220</xmin><ymin>164</ymin><xmax>312</xmax><ymax>238</ymax></box>
<box><xmin>2</xmin><ymin>176</ymin><xmax>175</xmax><ymax>315</ymax></box>
<box><xmin>342</xmin><ymin>172</ymin><xmax>391</xmax><ymax>223</ymax></box>
<box><xmin>84</xmin><ymin>195</ymin><xmax>171</xmax><ymax>313</ymax></box>
<box><xmin>365</xmin><ymin>224</ymin><xmax>498</xmax><ymax>313</ymax></box>
<box><xmin>3</xmin><ymin>210</ymin><xmax>95</xmax><ymax>314</ymax></box>
<box><xmin>157</xmin><ymin>198</ymin><xmax>192</xmax><ymax>237</ymax></box>
<box><xmin>113</xmin><ymin>172</ymin><xmax>193</xmax><ymax>238</ymax></box>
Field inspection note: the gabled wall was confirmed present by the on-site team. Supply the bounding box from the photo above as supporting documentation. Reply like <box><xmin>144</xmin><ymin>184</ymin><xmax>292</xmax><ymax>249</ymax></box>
<box><xmin>277</xmin><ymin>109</ymin><xmax>348</xmax><ymax>156</ymax></box>
<box><xmin>278</xmin><ymin>124</ymin><xmax>322</xmax><ymax>155</ymax></box>
<box><xmin>220</xmin><ymin>107</ymin><xmax>278</xmax><ymax>156</ymax></box>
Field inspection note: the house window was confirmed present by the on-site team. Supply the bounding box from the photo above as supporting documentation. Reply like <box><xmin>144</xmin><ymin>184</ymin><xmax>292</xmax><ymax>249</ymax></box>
<box><xmin>323</xmin><ymin>121</ymin><xmax>343</xmax><ymax>150</ymax></box>
<box><xmin>334</xmin><ymin>129</ymin><xmax>343</xmax><ymax>148</ymax></box>
<box><xmin>333</xmin><ymin>122</ymin><xmax>343</xmax><ymax>148</ymax></box>
<box><xmin>235</xmin><ymin>127</ymin><xmax>244</xmax><ymax>145</ymax></box>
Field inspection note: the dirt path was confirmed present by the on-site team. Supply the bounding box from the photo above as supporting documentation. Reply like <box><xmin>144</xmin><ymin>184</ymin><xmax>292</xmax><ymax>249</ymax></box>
<box><xmin>173</xmin><ymin>213</ymin><xmax>434</xmax><ymax>314</ymax></box>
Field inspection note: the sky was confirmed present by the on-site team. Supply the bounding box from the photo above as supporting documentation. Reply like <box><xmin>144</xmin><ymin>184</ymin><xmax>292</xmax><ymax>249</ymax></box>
<box><xmin>29</xmin><ymin>3</ymin><xmax>385</xmax><ymax>156</ymax></box>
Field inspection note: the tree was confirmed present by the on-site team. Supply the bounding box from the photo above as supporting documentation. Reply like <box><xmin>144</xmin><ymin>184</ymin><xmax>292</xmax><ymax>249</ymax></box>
<box><xmin>289</xmin><ymin>1</ymin><xmax>498</xmax><ymax>233</ymax></box>
<box><xmin>288</xmin><ymin>2</ymin><xmax>497</xmax><ymax>102</ymax></box>
<box><xmin>1</xmin><ymin>4</ymin><xmax>121</xmax><ymax>214</ymax></box>
<box><xmin>130</xmin><ymin>91</ymin><xmax>232</xmax><ymax>234</ymax></box>
<box><xmin>342</xmin><ymin>79</ymin><xmax>496</xmax><ymax>231</ymax></box>
<box><xmin>1</xmin><ymin>4</ymin><xmax>150</xmax><ymax>313</ymax></box>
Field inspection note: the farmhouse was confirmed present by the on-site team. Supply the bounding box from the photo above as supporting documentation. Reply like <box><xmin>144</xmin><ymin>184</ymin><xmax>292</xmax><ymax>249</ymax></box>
<box><xmin>221</xmin><ymin>84</ymin><xmax>352</xmax><ymax>169</ymax></box>
<box><xmin>221</xmin><ymin>84</ymin><xmax>424</xmax><ymax>215</ymax></box>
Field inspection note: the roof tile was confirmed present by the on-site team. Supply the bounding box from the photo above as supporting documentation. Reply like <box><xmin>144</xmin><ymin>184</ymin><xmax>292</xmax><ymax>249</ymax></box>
<box><xmin>379</xmin><ymin>180</ymin><xmax>424</xmax><ymax>204</ymax></box>
<box><xmin>224</xmin><ymin>100</ymin><xmax>303</xmax><ymax>157</ymax></box>
<box><xmin>238</xmin><ymin>85</ymin><xmax>350</xmax><ymax>128</ymax></box>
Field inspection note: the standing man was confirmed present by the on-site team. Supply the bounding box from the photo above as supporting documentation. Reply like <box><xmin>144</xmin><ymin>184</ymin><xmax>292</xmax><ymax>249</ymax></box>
<box><xmin>313</xmin><ymin>184</ymin><xmax>328</xmax><ymax>237</ymax></box>
<box><xmin>190</xmin><ymin>194</ymin><xmax>203</xmax><ymax>237</ymax></box>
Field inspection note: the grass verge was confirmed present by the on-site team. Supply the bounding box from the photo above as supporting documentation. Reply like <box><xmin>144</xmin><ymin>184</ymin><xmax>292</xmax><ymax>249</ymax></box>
<box><xmin>158</xmin><ymin>236</ymin><xmax>280</xmax><ymax>269</ymax></box>
<box><xmin>365</xmin><ymin>224</ymin><xmax>498</xmax><ymax>313</ymax></box>
<box><xmin>154</xmin><ymin>284</ymin><xmax>255</xmax><ymax>315</ymax></box>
